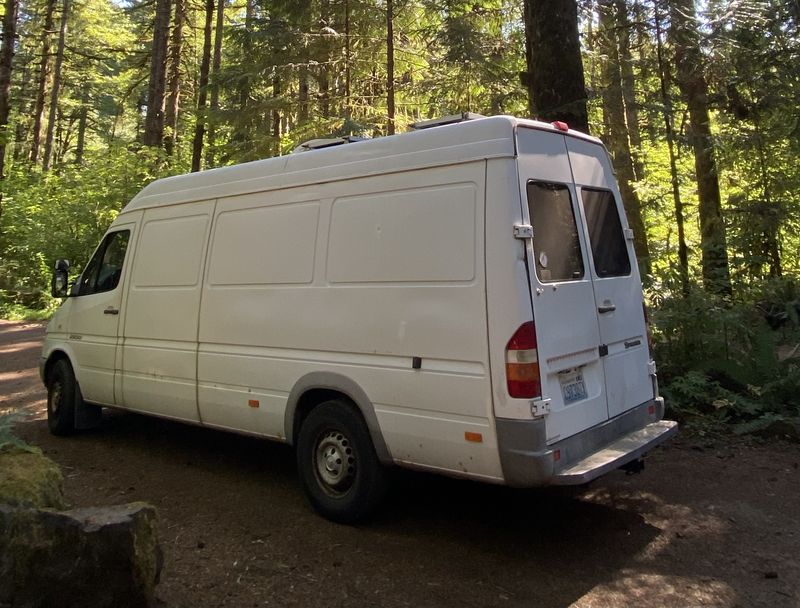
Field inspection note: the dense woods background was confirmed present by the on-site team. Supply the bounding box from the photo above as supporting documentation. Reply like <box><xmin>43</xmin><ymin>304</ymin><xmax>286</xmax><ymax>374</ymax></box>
<box><xmin>0</xmin><ymin>0</ymin><xmax>799</xmax><ymax>433</ymax></box>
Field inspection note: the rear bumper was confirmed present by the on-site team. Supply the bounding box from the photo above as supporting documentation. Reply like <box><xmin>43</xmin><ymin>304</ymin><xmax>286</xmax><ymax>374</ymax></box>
<box><xmin>496</xmin><ymin>398</ymin><xmax>677</xmax><ymax>487</ymax></box>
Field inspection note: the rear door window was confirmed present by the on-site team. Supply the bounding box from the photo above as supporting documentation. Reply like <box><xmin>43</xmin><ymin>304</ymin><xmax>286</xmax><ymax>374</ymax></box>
<box><xmin>581</xmin><ymin>188</ymin><xmax>631</xmax><ymax>278</ymax></box>
<box><xmin>526</xmin><ymin>181</ymin><xmax>584</xmax><ymax>283</ymax></box>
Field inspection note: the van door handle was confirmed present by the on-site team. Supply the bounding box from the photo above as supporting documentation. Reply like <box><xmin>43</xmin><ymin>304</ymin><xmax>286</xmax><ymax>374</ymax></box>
<box><xmin>103</xmin><ymin>307</ymin><xmax>119</xmax><ymax>315</ymax></box>
<box><xmin>598</xmin><ymin>304</ymin><xmax>616</xmax><ymax>314</ymax></box>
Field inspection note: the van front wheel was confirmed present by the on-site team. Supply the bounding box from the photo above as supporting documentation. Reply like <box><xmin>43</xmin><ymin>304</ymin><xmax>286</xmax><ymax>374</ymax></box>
<box><xmin>296</xmin><ymin>400</ymin><xmax>388</xmax><ymax>523</ymax></box>
<box><xmin>47</xmin><ymin>359</ymin><xmax>79</xmax><ymax>436</ymax></box>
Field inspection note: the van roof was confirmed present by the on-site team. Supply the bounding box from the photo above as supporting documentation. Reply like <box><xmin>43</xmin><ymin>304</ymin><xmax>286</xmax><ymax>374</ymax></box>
<box><xmin>123</xmin><ymin>115</ymin><xmax>602</xmax><ymax>212</ymax></box>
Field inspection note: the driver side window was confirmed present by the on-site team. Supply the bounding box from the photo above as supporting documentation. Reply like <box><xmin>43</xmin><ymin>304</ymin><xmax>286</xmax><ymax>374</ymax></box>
<box><xmin>78</xmin><ymin>230</ymin><xmax>130</xmax><ymax>296</ymax></box>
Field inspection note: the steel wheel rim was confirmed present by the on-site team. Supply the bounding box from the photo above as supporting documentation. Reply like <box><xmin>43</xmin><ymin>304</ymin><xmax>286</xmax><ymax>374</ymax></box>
<box><xmin>314</xmin><ymin>429</ymin><xmax>357</xmax><ymax>496</ymax></box>
<box><xmin>49</xmin><ymin>380</ymin><xmax>63</xmax><ymax>416</ymax></box>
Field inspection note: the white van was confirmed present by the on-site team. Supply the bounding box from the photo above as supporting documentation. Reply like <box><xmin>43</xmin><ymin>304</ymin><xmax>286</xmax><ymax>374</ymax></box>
<box><xmin>40</xmin><ymin>114</ymin><xmax>676</xmax><ymax>522</ymax></box>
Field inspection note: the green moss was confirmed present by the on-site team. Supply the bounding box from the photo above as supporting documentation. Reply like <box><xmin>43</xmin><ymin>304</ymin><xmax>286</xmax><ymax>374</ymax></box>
<box><xmin>0</xmin><ymin>445</ymin><xmax>66</xmax><ymax>510</ymax></box>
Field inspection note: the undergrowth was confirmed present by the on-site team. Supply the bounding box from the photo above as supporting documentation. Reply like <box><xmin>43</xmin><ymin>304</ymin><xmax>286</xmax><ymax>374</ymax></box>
<box><xmin>0</xmin><ymin>412</ymin><xmax>35</xmax><ymax>452</ymax></box>
<box><xmin>0</xmin><ymin>289</ymin><xmax>55</xmax><ymax>322</ymax></box>
<box><xmin>649</xmin><ymin>278</ymin><xmax>800</xmax><ymax>436</ymax></box>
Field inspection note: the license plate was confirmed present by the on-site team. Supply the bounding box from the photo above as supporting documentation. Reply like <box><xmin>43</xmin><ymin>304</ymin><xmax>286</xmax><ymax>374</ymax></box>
<box><xmin>560</xmin><ymin>369</ymin><xmax>587</xmax><ymax>404</ymax></box>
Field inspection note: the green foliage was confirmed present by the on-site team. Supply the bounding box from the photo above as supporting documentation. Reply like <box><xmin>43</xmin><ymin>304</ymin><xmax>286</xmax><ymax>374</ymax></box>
<box><xmin>0</xmin><ymin>412</ymin><xmax>35</xmax><ymax>452</ymax></box>
<box><xmin>0</xmin><ymin>146</ymin><xmax>164</xmax><ymax>309</ymax></box>
<box><xmin>651</xmin><ymin>279</ymin><xmax>800</xmax><ymax>433</ymax></box>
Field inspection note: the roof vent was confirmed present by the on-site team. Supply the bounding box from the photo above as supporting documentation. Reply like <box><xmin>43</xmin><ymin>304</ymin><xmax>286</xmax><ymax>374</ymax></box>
<box><xmin>410</xmin><ymin>112</ymin><xmax>486</xmax><ymax>130</ymax></box>
<box><xmin>292</xmin><ymin>135</ymin><xmax>368</xmax><ymax>153</ymax></box>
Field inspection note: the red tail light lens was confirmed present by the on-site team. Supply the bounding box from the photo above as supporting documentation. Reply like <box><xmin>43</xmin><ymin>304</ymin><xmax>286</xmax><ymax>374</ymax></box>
<box><xmin>506</xmin><ymin>321</ymin><xmax>541</xmax><ymax>398</ymax></box>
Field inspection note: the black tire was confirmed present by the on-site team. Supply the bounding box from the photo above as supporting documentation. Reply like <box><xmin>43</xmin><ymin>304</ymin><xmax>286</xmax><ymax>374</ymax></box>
<box><xmin>296</xmin><ymin>400</ymin><xmax>388</xmax><ymax>524</ymax></box>
<box><xmin>47</xmin><ymin>359</ymin><xmax>80</xmax><ymax>436</ymax></box>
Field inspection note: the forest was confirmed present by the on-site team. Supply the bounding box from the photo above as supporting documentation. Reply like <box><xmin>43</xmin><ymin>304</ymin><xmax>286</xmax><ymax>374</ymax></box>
<box><xmin>0</xmin><ymin>0</ymin><xmax>798</xmax><ymax>434</ymax></box>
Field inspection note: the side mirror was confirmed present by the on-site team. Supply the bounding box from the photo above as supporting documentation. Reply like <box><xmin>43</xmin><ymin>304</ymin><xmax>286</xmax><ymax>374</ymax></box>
<box><xmin>51</xmin><ymin>259</ymin><xmax>70</xmax><ymax>298</ymax></box>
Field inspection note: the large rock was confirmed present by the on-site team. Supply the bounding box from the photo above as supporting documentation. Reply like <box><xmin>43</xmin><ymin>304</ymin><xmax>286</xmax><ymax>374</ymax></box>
<box><xmin>0</xmin><ymin>445</ymin><xmax>66</xmax><ymax>510</ymax></box>
<box><xmin>0</xmin><ymin>502</ymin><xmax>163</xmax><ymax>608</ymax></box>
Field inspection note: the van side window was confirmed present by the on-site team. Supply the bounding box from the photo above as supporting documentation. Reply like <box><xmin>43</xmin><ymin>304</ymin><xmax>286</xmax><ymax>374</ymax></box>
<box><xmin>581</xmin><ymin>188</ymin><xmax>631</xmax><ymax>278</ymax></box>
<box><xmin>78</xmin><ymin>230</ymin><xmax>130</xmax><ymax>296</ymax></box>
<box><xmin>527</xmin><ymin>181</ymin><xmax>584</xmax><ymax>283</ymax></box>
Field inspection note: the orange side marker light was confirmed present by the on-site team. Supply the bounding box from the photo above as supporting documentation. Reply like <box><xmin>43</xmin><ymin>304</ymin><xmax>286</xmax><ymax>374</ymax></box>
<box><xmin>465</xmin><ymin>432</ymin><xmax>483</xmax><ymax>443</ymax></box>
<box><xmin>248</xmin><ymin>399</ymin><xmax>260</xmax><ymax>408</ymax></box>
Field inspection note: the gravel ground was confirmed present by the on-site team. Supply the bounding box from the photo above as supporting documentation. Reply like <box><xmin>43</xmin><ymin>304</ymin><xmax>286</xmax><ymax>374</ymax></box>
<box><xmin>2</xmin><ymin>319</ymin><xmax>799</xmax><ymax>608</ymax></box>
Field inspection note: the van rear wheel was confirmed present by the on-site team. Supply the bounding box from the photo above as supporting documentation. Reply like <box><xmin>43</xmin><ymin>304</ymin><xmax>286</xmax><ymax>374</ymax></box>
<box><xmin>47</xmin><ymin>359</ymin><xmax>79</xmax><ymax>436</ymax></box>
<box><xmin>296</xmin><ymin>400</ymin><xmax>388</xmax><ymax>523</ymax></box>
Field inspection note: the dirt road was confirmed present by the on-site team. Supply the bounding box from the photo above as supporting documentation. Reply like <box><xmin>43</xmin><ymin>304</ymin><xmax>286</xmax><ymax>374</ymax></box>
<box><xmin>2</xmin><ymin>319</ymin><xmax>798</xmax><ymax>607</ymax></box>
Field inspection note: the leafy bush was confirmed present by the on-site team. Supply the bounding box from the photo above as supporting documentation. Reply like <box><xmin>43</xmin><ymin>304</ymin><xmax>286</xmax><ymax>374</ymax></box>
<box><xmin>650</xmin><ymin>279</ymin><xmax>800</xmax><ymax>433</ymax></box>
<box><xmin>0</xmin><ymin>145</ymin><xmax>167</xmax><ymax>312</ymax></box>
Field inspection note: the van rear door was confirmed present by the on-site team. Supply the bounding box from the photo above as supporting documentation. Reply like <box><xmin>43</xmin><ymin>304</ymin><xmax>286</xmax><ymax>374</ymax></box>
<box><xmin>516</xmin><ymin>128</ymin><xmax>610</xmax><ymax>444</ymax></box>
<box><xmin>566</xmin><ymin>136</ymin><xmax>653</xmax><ymax>419</ymax></box>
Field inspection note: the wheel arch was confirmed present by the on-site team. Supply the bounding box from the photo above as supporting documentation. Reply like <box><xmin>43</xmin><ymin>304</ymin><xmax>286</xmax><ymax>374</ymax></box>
<box><xmin>285</xmin><ymin>373</ymin><xmax>392</xmax><ymax>465</ymax></box>
<box><xmin>43</xmin><ymin>349</ymin><xmax>75</xmax><ymax>384</ymax></box>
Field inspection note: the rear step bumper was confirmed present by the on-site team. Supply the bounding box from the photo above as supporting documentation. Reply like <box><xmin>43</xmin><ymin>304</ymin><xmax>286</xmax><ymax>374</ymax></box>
<box><xmin>551</xmin><ymin>420</ymin><xmax>677</xmax><ymax>485</ymax></box>
<box><xmin>496</xmin><ymin>398</ymin><xmax>677</xmax><ymax>487</ymax></box>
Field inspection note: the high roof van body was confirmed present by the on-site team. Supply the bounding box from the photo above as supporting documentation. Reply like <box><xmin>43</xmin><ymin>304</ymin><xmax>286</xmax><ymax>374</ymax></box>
<box><xmin>41</xmin><ymin>115</ymin><xmax>677</xmax><ymax>522</ymax></box>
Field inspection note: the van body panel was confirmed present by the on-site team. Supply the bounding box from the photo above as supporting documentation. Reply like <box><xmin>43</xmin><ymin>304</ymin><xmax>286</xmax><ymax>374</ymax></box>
<box><xmin>484</xmin><ymin>157</ymin><xmax>538</xmax><ymax>421</ymax></box>
<box><xmin>120</xmin><ymin>201</ymin><xmax>214</xmax><ymax>422</ymax></box>
<box><xmin>565</xmin><ymin>137</ymin><xmax>653</xmax><ymax>418</ymax></box>
<box><xmin>64</xmin><ymin>217</ymin><xmax>139</xmax><ymax>406</ymax></box>
<box><xmin>283</xmin><ymin>370</ymin><xmax>392</xmax><ymax>462</ymax></box>
<box><xmin>126</xmin><ymin>118</ymin><xmax>518</xmax><ymax>211</ymax></box>
<box><xmin>195</xmin><ymin>162</ymin><xmax>497</xmax><ymax>477</ymax></box>
<box><xmin>497</xmin><ymin>397</ymin><xmax>673</xmax><ymax>486</ymax></box>
<box><xmin>515</xmin><ymin>128</ymin><xmax>609</xmax><ymax>444</ymax></box>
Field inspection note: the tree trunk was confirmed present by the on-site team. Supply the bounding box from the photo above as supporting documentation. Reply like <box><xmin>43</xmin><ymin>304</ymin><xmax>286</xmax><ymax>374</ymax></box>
<box><xmin>521</xmin><ymin>0</ymin><xmax>534</xmax><ymax>118</ymax></box>
<box><xmin>164</xmin><ymin>0</ymin><xmax>185</xmax><ymax>156</ymax></box>
<box><xmin>298</xmin><ymin>2</ymin><xmax>309</xmax><ymax>124</ymax></box>
<box><xmin>75</xmin><ymin>86</ymin><xmax>88</xmax><ymax>164</ymax></box>
<box><xmin>633</xmin><ymin>0</ymin><xmax>658</xmax><ymax>141</ymax></box>
<box><xmin>614</xmin><ymin>0</ymin><xmax>644</xmax><ymax>180</ymax></box>
<box><xmin>229</xmin><ymin>0</ymin><xmax>252</xmax><ymax>153</ymax></box>
<box><xmin>386</xmin><ymin>0</ymin><xmax>395</xmax><ymax>135</ymax></box>
<box><xmin>29</xmin><ymin>0</ymin><xmax>56</xmax><ymax>164</ymax></box>
<box><xmin>0</xmin><ymin>0</ymin><xmax>19</xmax><ymax>227</ymax></box>
<box><xmin>143</xmin><ymin>0</ymin><xmax>171</xmax><ymax>147</ymax></box>
<box><xmin>523</xmin><ymin>0</ymin><xmax>589</xmax><ymax>133</ymax></box>
<box><xmin>754</xmin><ymin>118</ymin><xmax>781</xmax><ymax>278</ymax></box>
<box><xmin>319</xmin><ymin>0</ymin><xmax>330</xmax><ymax>119</ymax></box>
<box><xmin>344</xmin><ymin>0</ymin><xmax>351</xmax><ymax>120</ymax></box>
<box><xmin>191</xmin><ymin>0</ymin><xmax>214</xmax><ymax>173</ymax></box>
<box><xmin>42</xmin><ymin>0</ymin><xmax>69</xmax><ymax>172</ymax></box>
<box><xmin>669</xmin><ymin>0</ymin><xmax>731</xmax><ymax>295</ymax></box>
<box><xmin>299</xmin><ymin>67</ymin><xmax>309</xmax><ymax>123</ymax></box>
<box><xmin>598</xmin><ymin>0</ymin><xmax>650</xmax><ymax>271</ymax></box>
<box><xmin>205</xmin><ymin>0</ymin><xmax>224</xmax><ymax>166</ymax></box>
<box><xmin>655</xmin><ymin>0</ymin><xmax>688</xmax><ymax>293</ymax></box>
<box><xmin>239</xmin><ymin>0</ymin><xmax>253</xmax><ymax>110</ymax></box>
<box><xmin>585</xmin><ymin>0</ymin><xmax>598</xmax><ymax>101</ymax></box>
<box><xmin>272</xmin><ymin>74</ymin><xmax>281</xmax><ymax>155</ymax></box>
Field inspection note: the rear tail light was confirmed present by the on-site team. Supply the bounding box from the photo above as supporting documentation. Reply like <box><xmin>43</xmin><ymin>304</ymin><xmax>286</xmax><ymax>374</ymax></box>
<box><xmin>506</xmin><ymin>321</ymin><xmax>541</xmax><ymax>398</ymax></box>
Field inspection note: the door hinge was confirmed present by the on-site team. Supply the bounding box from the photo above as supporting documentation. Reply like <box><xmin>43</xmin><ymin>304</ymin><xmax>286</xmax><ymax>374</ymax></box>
<box><xmin>530</xmin><ymin>397</ymin><xmax>551</xmax><ymax>418</ymax></box>
<box><xmin>513</xmin><ymin>224</ymin><xmax>533</xmax><ymax>239</ymax></box>
<box><xmin>648</xmin><ymin>360</ymin><xmax>657</xmax><ymax>375</ymax></box>
<box><xmin>599</xmin><ymin>344</ymin><xmax>608</xmax><ymax>357</ymax></box>
<box><xmin>624</xmin><ymin>228</ymin><xmax>635</xmax><ymax>241</ymax></box>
